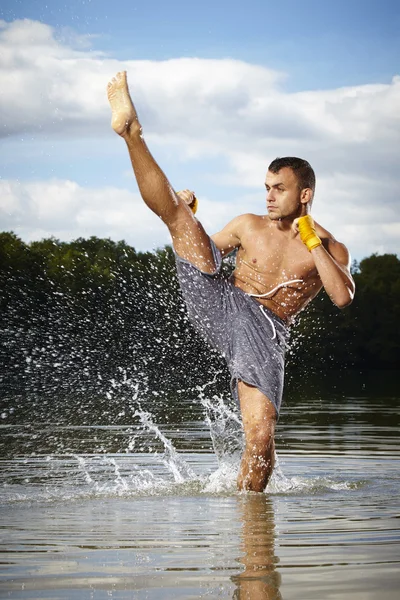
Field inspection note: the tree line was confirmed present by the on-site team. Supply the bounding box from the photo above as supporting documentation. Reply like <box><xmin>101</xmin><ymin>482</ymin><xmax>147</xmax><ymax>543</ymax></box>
<box><xmin>0</xmin><ymin>231</ymin><xmax>398</xmax><ymax>414</ymax></box>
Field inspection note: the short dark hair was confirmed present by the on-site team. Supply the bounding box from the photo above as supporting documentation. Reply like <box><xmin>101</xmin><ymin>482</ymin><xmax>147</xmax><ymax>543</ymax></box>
<box><xmin>268</xmin><ymin>157</ymin><xmax>316</xmax><ymax>193</ymax></box>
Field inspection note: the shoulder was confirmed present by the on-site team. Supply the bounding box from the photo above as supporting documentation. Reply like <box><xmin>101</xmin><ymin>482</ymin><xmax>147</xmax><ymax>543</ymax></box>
<box><xmin>234</xmin><ymin>213</ymin><xmax>266</xmax><ymax>231</ymax></box>
<box><xmin>212</xmin><ymin>214</ymin><xmax>265</xmax><ymax>255</ymax></box>
<box><xmin>229</xmin><ymin>212</ymin><xmax>260</xmax><ymax>224</ymax></box>
<box><xmin>219</xmin><ymin>213</ymin><xmax>262</xmax><ymax>234</ymax></box>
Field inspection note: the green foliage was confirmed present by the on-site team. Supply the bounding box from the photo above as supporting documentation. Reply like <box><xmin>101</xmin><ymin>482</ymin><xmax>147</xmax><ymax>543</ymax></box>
<box><xmin>288</xmin><ymin>252</ymin><xmax>400</xmax><ymax>370</ymax></box>
<box><xmin>347</xmin><ymin>254</ymin><xmax>400</xmax><ymax>366</ymax></box>
<box><xmin>0</xmin><ymin>232</ymin><xmax>226</xmax><ymax>409</ymax></box>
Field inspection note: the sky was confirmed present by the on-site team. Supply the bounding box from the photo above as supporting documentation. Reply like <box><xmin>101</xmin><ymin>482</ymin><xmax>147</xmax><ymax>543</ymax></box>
<box><xmin>0</xmin><ymin>0</ymin><xmax>399</xmax><ymax>260</ymax></box>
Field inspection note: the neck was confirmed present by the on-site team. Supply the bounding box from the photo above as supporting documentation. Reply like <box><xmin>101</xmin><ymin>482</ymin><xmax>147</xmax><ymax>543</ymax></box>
<box><xmin>274</xmin><ymin>217</ymin><xmax>293</xmax><ymax>231</ymax></box>
<box><xmin>269</xmin><ymin>205</ymin><xmax>308</xmax><ymax>231</ymax></box>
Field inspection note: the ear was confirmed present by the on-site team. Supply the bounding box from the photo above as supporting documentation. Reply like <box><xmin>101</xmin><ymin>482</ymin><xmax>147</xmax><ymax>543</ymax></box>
<box><xmin>300</xmin><ymin>188</ymin><xmax>313</xmax><ymax>205</ymax></box>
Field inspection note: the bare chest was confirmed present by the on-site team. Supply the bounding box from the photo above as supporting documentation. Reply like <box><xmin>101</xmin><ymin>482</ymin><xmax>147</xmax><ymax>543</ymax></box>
<box><xmin>237</xmin><ymin>228</ymin><xmax>315</xmax><ymax>281</ymax></box>
<box><xmin>230</xmin><ymin>220</ymin><xmax>323</xmax><ymax>321</ymax></box>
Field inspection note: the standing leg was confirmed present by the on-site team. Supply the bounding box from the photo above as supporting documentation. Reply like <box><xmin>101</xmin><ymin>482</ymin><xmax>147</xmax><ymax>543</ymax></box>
<box><xmin>107</xmin><ymin>71</ymin><xmax>215</xmax><ymax>273</ymax></box>
<box><xmin>237</xmin><ymin>381</ymin><xmax>277</xmax><ymax>492</ymax></box>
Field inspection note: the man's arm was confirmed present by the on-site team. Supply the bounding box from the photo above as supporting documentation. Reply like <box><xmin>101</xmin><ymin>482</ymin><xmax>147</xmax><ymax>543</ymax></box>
<box><xmin>294</xmin><ymin>216</ymin><xmax>355</xmax><ymax>308</ymax></box>
<box><xmin>176</xmin><ymin>191</ymin><xmax>243</xmax><ymax>256</ymax></box>
<box><xmin>211</xmin><ymin>216</ymin><xmax>243</xmax><ymax>256</ymax></box>
<box><xmin>311</xmin><ymin>239</ymin><xmax>355</xmax><ymax>308</ymax></box>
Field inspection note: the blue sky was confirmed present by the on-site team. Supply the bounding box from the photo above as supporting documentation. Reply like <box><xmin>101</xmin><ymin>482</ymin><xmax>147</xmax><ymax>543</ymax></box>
<box><xmin>1</xmin><ymin>0</ymin><xmax>399</xmax><ymax>258</ymax></box>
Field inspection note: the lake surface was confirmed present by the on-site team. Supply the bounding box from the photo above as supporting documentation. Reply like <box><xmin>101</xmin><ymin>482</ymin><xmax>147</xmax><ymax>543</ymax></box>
<box><xmin>1</xmin><ymin>370</ymin><xmax>399</xmax><ymax>599</ymax></box>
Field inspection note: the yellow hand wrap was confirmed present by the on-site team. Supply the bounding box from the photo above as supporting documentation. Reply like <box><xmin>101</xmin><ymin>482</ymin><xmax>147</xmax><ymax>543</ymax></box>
<box><xmin>190</xmin><ymin>195</ymin><xmax>198</xmax><ymax>214</ymax></box>
<box><xmin>298</xmin><ymin>215</ymin><xmax>322</xmax><ymax>251</ymax></box>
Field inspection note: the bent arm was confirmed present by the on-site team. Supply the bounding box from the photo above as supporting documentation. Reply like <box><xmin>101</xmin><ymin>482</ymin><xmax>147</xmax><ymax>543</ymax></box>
<box><xmin>211</xmin><ymin>216</ymin><xmax>243</xmax><ymax>256</ymax></box>
<box><xmin>312</xmin><ymin>240</ymin><xmax>355</xmax><ymax>308</ymax></box>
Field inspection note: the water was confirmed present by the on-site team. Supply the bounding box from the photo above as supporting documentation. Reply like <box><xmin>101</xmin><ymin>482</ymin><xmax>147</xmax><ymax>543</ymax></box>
<box><xmin>1</xmin><ymin>371</ymin><xmax>399</xmax><ymax>599</ymax></box>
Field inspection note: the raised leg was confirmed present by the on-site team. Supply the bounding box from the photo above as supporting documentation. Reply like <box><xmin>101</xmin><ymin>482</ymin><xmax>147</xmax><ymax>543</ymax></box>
<box><xmin>237</xmin><ymin>381</ymin><xmax>277</xmax><ymax>492</ymax></box>
<box><xmin>107</xmin><ymin>71</ymin><xmax>215</xmax><ymax>273</ymax></box>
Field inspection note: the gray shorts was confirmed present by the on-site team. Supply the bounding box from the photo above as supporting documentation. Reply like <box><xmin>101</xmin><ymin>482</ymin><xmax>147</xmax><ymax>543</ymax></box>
<box><xmin>175</xmin><ymin>240</ymin><xmax>290</xmax><ymax>415</ymax></box>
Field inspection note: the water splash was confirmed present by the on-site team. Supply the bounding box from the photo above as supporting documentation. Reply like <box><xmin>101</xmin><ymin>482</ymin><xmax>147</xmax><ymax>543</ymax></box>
<box><xmin>1</xmin><ymin>364</ymin><xmax>365</xmax><ymax>503</ymax></box>
<box><xmin>202</xmin><ymin>395</ymin><xmax>243</xmax><ymax>462</ymax></box>
<box><xmin>199</xmin><ymin>394</ymin><xmax>243</xmax><ymax>493</ymax></box>
<box><xmin>133</xmin><ymin>408</ymin><xmax>197</xmax><ymax>483</ymax></box>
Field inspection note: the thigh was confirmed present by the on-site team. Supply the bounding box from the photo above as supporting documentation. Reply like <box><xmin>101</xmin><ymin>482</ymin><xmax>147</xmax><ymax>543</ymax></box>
<box><xmin>169</xmin><ymin>210</ymin><xmax>216</xmax><ymax>274</ymax></box>
<box><xmin>229</xmin><ymin>301</ymin><xmax>286</xmax><ymax>416</ymax></box>
<box><xmin>176</xmin><ymin>263</ymin><xmax>229</xmax><ymax>355</ymax></box>
<box><xmin>175</xmin><ymin>237</ymin><xmax>231</xmax><ymax>354</ymax></box>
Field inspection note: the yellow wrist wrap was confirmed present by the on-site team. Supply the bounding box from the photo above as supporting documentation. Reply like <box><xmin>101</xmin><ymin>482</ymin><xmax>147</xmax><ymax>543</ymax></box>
<box><xmin>190</xmin><ymin>196</ymin><xmax>198</xmax><ymax>214</ymax></box>
<box><xmin>298</xmin><ymin>215</ymin><xmax>322</xmax><ymax>251</ymax></box>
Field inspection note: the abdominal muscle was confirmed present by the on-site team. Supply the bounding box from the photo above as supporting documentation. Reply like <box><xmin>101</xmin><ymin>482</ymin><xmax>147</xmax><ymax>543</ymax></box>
<box><xmin>230</xmin><ymin>258</ymin><xmax>322</xmax><ymax>323</ymax></box>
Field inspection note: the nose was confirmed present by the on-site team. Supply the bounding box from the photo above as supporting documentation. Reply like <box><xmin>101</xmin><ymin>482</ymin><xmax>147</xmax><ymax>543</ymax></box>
<box><xmin>267</xmin><ymin>189</ymin><xmax>275</xmax><ymax>202</ymax></box>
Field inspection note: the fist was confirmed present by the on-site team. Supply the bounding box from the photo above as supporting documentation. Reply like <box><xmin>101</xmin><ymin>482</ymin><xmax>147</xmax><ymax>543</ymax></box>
<box><xmin>294</xmin><ymin>215</ymin><xmax>322</xmax><ymax>251</ymax></box>
<box><xmin>177</xmin><ymin>189</ymin><xmax>198</xmax><ymax>214</ymax></box>
<box><xmin>292</xmin><ymin>215</ymin><xmax>315</xmax><ymax>235</ymax></box>
<box><xmin>292</xmin><ymin>217</ymin><xmax>301</xmax><ymax>235</ymax></box>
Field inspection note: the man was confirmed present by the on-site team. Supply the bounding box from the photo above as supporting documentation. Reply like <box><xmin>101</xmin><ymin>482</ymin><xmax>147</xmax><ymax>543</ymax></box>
<box><xmin>107</xmin><ymin>71</ymin><xmax>355</xmax><ymax>492</ymax></box>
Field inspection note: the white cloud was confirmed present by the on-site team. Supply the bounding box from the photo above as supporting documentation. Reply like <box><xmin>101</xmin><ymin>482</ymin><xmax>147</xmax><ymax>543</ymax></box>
<box><xmin>313</xmin><ymin>173</ymin><xmax>400</xmax><ymax>260</ymax></box>
<box><xmin>0</xmin><ymin>18</ymin><xmax>399</xmax><ymax>259</ymax></box>
<box><xmin>0</xmin><ymin>178</ymin><xmax>166</xmax><ymax>249</ymax></box>
<box><xmin>1</xmin><ymin>19</ymin><xmax>399</xmax><ymax>152</ymax></box>
<box><xmin>0</xmin><ymin>178</ymin><xmax>237</xmax><ymax>250</ymax></box>
<box><xmin>0</xmin><ymin>19</ymin><xmax>284</xmax><ymax>140</ymax></box>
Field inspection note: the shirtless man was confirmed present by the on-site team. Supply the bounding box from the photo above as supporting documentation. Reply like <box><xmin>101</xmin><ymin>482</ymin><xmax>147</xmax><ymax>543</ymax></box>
<box><xmin>107</xmin><ymin>71</ymin><xmax>355</xmax><ymax>493</ymax></box>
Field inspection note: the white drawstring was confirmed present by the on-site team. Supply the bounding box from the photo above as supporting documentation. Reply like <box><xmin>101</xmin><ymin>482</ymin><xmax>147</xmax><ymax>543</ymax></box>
<box><xmin>259</xmin><ymin>306</ymin><xmax>276</xmax><ymax>340</ymax></box>
<box><xmin>247</xmin><ymin>279</ymin><xmax>303</xmax><ymax>298</ymax></box>
<box><xmin>247</xmin><ymin>278</ymin><xmax>303</xmax><ymax>340</ymax></box>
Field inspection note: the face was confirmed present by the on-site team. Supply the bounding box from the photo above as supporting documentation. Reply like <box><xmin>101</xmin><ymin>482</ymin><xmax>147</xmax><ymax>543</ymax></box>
<box><xmin>264</xmin><ymin>167</ymin><xmax>308</xmax><ymax>220</ymax></box>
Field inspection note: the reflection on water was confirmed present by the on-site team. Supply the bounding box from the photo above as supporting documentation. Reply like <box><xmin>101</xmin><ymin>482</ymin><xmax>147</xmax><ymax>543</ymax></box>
<box><xmin>233</xmin><ymin>495</ymin><xmax>282</xmax><ymax>600</ymax></box>
<box><xmin>0</xmin><ymin>371</ymin><xmax>399</xmax><ymax>599</ymax></box>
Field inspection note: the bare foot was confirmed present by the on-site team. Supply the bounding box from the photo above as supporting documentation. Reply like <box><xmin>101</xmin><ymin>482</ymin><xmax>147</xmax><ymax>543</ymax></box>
<box><xmin>107</xmin><ymin>71</ymin><xmax>139</xmax><ymax>137</ymax></box>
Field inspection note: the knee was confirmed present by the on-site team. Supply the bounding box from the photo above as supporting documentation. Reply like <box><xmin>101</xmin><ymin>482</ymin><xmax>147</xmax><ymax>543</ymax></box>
<box><xmin>244</xmin><ymin>421</ymin><xmax>275</xmax><ymax>454</ymax></box>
